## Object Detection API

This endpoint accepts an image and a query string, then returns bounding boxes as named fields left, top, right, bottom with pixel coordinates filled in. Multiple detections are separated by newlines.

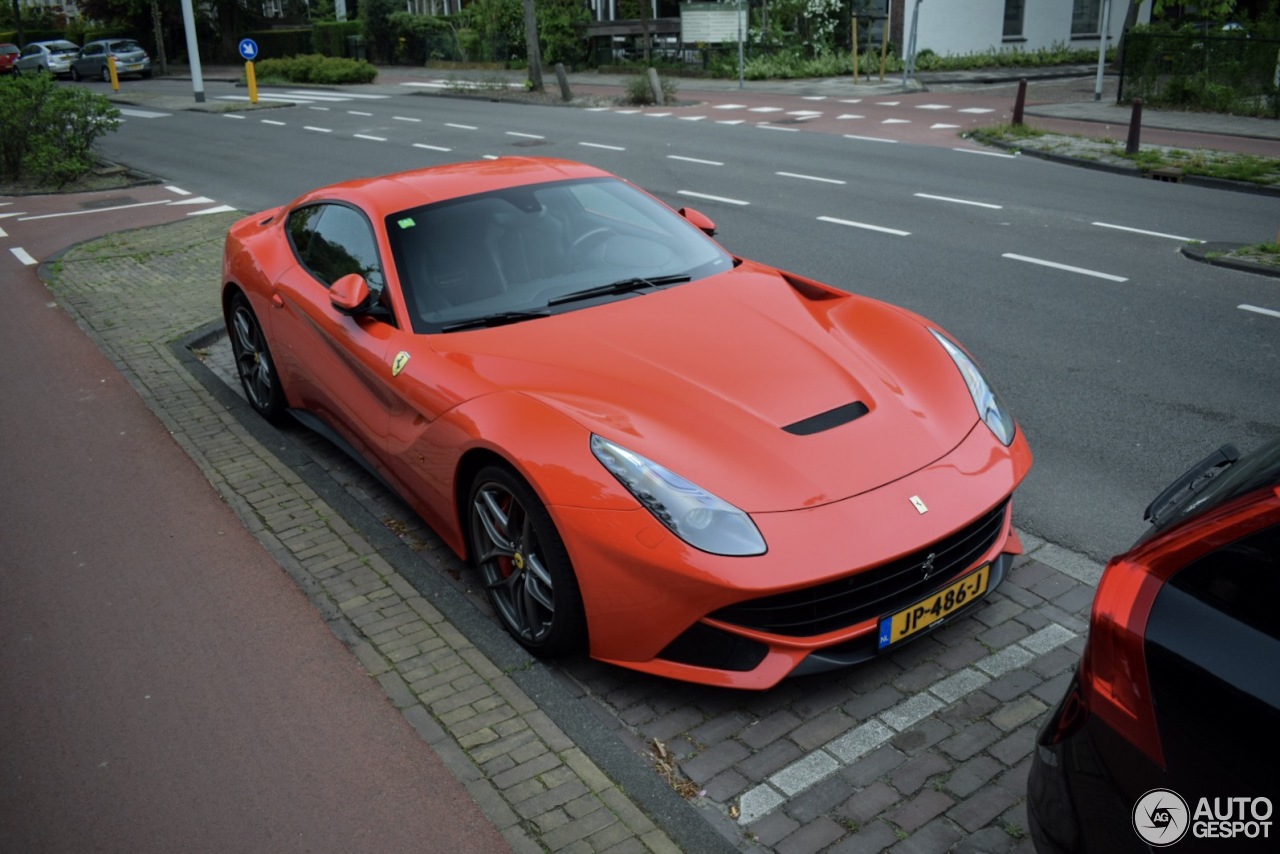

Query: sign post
left=239, top=38, right=260, bottom=105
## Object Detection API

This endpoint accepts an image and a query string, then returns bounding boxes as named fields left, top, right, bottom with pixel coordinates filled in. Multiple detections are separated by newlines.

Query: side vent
left=784, top=401, right=869, bottom=436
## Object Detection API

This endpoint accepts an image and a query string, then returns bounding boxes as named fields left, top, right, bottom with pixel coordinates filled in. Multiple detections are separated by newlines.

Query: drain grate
left=1145, top=166, right=1184, bottom=183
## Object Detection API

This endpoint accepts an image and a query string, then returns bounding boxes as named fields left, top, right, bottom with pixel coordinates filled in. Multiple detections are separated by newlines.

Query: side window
left=291, top=204, right=383, bottom=289
left=1171, top=525, right=1280, bottom=640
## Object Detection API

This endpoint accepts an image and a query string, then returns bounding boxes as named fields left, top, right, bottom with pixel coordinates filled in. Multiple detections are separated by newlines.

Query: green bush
left=0, top=74, right=120, bottom=187
left=622, top=73, right=679, bottom=105
left=387, top=13, right=458, bottom=65
left=254, top=54, right=378, bottom=85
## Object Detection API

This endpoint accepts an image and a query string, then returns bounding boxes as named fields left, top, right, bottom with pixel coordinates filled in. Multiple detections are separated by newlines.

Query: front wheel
left=227, top=291, right=287, bottom=423
left=468, top=465, right=586, bottom=658
left=70, top=66, right=80, bottom=81
left=101, top=65, right=111, bottom=83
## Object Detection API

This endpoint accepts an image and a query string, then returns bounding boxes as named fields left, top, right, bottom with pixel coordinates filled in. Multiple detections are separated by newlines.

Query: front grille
left=710, top=500, right=1009, bottom=637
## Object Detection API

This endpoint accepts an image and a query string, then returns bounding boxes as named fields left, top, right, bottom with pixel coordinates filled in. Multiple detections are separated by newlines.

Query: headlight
left=930, top=329, right=1016, bottom=446
left=590, top=435, right=766, bottom=556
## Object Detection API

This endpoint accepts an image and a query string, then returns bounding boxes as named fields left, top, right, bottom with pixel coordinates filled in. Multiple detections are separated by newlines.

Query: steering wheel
left=569, top=228, right=612, bottom=265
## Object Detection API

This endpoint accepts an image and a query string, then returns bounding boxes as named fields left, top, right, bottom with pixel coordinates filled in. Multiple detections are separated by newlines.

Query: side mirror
left=330, top=273, right=373, bottom=316
left=678, top=206, right=717, bottom=237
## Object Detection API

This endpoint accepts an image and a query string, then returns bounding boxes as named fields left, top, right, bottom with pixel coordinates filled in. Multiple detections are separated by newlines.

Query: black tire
left=70, top=66, right=80, bottom=81
left=227, top=291, right=287, bottom=423
left=467, top=465, right=587, bottom=658
left=101, top=65, right=111, bottom=83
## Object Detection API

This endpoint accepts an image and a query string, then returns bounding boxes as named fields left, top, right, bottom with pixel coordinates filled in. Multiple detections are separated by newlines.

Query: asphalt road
left=94, top=77, right=1280, bottom=562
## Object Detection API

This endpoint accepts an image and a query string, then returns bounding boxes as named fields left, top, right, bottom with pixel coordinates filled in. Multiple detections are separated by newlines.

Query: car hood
left=432, top=263, right=984, bottom=512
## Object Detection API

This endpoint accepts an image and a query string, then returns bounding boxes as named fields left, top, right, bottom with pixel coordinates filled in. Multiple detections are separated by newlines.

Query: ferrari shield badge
left=392, top=351, right=410, bottom=377
left=910, top=495, right=928, bottom=514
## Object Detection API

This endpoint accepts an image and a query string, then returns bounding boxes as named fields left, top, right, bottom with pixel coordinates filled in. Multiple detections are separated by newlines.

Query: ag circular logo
left=1134, top=788, right=1190, bottom=846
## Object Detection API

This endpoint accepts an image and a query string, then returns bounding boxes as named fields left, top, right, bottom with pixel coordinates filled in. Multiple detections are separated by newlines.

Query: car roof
left=293, top=158, right=615, bottom=219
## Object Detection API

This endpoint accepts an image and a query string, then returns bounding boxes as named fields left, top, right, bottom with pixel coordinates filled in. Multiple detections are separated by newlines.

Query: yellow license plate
left=878, top=565, right=989, bottom=648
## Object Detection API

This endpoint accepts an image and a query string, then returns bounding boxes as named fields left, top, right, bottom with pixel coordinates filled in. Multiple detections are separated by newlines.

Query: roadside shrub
left=622, top=73, right=679, bottom=105
left=0, top=74, right=120, bottom=187
left=254, top=54, right=378, bottom=85
left=387, top=12, right=458, bottom=65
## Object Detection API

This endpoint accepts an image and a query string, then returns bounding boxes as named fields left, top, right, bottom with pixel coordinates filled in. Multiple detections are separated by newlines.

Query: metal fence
left=1118, top=30, right=1280, bottom=118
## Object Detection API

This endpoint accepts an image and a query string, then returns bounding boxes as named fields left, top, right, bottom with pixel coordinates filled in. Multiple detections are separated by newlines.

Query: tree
left=523, top=0, right=542, bottom=91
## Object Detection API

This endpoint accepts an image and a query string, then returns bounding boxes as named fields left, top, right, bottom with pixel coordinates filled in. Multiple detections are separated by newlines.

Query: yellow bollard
left=246, top=60, right=258, bottom=105
left=107, top=56, right=119, bottom=92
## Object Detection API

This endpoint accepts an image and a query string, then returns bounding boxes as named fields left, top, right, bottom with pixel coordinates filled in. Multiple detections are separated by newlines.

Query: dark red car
left=0, top=43, right=19, bottom=75
left=1028, top=438, right=1280, bottom=852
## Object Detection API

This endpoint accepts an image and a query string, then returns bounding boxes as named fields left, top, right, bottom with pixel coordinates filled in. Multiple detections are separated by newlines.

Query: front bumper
left=554, top=421, right=1032, bottom=689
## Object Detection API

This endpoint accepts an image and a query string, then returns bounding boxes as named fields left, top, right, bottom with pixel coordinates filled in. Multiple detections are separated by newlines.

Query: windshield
left=386, top=177, right=732, bottom=333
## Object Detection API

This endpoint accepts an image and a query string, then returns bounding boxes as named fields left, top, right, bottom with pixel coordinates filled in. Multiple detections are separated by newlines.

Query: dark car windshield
left=48, top=41, right=79, bottom=52
left=386, top=177, right=732, bottom=333
left=1147, top=436, right=1280, bottom=534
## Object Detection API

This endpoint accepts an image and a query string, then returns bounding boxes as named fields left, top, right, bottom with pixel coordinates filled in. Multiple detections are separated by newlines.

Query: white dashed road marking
left=844, top=134, right=898, bottom=144
left=677, top=190, right=750, bottom=206
left=667, top=155, right=723, bottom=166
left=777, top=172, right=846, bottom=185
left=915, top=193, right=1003, bottom=210
left=1240, top=304, right=1280, bottom=319
left=10, top=247, right=37, bottom=266
left=1003, top=253, right=1128, bottom=282
left=818, top=216, right=911, bottom=237
left=1092, top=222, right=1196, bottom=241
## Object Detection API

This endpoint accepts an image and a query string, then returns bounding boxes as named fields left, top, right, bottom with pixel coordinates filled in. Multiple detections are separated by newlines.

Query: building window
left=1072, top=0, right=1103, bottom=35
left=1003, top=0, right=1025, bottom=38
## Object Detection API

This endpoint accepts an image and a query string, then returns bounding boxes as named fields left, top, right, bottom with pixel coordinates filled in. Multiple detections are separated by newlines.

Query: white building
left=901, top=0, right=1151, bottom=57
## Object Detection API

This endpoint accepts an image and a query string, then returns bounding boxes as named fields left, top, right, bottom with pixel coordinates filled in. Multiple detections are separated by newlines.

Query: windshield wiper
left=548, top=275, right=691, bottom=306
left=440, top=309, right=551, bottom=332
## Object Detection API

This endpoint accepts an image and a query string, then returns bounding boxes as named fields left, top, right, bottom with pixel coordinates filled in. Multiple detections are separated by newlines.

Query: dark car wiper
left=548, top=275, right=691, bottom=306
left=440, top=309, right=551, bottom=332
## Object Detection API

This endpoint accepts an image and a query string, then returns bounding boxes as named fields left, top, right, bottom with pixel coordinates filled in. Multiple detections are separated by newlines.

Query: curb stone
left=1181, top=241, right=1280, bottom=279
left=970, top=134, right=1280, bottom=198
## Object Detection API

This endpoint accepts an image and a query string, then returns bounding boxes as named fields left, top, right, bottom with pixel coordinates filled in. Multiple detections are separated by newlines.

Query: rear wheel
left=468, top=465, right=586, bottom=658
left=227, top=291, right=287, bottom=423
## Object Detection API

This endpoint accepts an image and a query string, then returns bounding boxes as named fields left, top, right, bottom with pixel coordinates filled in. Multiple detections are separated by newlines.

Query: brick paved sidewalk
left=41, top=211, right=1108, bottom=854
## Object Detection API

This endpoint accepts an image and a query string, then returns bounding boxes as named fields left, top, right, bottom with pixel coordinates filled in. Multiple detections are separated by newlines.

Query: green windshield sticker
left=398, top=218, right=416, bottom=229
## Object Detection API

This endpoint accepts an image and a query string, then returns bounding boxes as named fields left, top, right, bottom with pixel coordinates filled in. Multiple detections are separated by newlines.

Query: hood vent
left=783, top=401, right=869, bottom=436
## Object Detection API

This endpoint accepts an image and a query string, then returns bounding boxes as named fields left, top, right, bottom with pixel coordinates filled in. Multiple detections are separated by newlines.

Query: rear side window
left=1170, top=526, right=1280, bottom=640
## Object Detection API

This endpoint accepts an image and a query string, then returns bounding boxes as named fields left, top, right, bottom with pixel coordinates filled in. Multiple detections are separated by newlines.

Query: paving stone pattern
left=44, top=213, right=1105, bottom=853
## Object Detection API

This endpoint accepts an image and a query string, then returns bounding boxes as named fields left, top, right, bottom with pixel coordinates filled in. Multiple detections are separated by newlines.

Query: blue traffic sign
left=238, top=38, right=259, bottom=61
